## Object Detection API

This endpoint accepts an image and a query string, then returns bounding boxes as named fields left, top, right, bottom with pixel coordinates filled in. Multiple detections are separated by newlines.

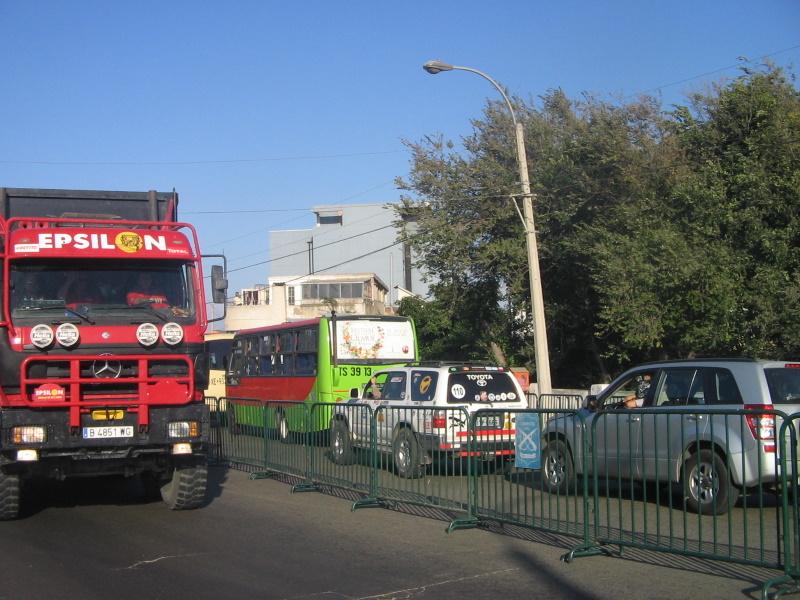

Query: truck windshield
left=10, top=259, right=196, bottom=322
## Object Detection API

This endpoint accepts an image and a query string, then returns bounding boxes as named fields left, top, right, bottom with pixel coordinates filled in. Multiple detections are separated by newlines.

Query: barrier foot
left=761, top=574, right=800, bottom=600
left=291, top=482, right=319, bottom=493
left=561, top=543, right=611, bottom=563
left=249, top=471, right=273, bottom=480
left=447, top=516, right=479, bottom=533
left=351, top=497, right=385, bottom=511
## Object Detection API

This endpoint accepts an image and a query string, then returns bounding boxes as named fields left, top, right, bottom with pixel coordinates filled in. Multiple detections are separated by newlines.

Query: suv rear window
left=765, top=368, right=800, bottom=405
left=446, top=372, right=520, bottom=404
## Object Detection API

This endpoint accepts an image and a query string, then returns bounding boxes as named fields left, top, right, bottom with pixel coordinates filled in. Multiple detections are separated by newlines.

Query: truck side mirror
left=350, top=387, right=359, bottom=399
left=584, top=394, right=599, bottom=411
left=211, top=265, right=227, bottom=304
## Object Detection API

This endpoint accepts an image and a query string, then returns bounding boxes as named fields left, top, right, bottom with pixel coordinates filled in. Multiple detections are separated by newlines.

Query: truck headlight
left=168, top=421, right=199, bottom=438
left=12, top=426, right=46, bottom=444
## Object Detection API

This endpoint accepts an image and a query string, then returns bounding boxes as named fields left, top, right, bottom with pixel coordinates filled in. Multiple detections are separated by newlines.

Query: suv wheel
left=542, top=439, right=573, bottom=494
left=393, top=428, right=425, bottom=479
left=683, top=449, right=737, bottom=515
left=331, top=420, right=355, bottom=465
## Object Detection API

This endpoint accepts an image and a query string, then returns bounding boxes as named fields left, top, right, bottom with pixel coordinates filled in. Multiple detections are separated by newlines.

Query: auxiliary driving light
left=56, top=322, right=80, bottom=347
left=30, top=324, right=54, bottom=349
left=16, top=449, right=39, bottom=462
left=136, top=323, right=159, bottom=347
left=12, top=426, right=46, bottom=444
left=171, top=443, right=192, bottom=455
left=160, top=322, right=184, bottom=346
left=168, top=421, right=199, bottom=438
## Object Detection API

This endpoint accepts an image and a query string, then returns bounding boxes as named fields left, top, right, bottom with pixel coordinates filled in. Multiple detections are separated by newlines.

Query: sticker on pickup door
left=82, top=426, right=134, bottom=439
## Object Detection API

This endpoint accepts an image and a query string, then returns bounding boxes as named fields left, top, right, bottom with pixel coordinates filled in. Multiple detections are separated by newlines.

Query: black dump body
left=0, top=188, right=178, bottom=222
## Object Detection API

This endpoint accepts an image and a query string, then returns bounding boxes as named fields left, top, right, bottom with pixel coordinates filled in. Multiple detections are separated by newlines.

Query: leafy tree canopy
left=397, top=64, right=800, bottom=387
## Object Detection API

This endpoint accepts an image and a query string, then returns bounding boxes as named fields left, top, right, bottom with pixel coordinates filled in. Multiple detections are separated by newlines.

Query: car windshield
left=765, top=367, right=800, bottom=405
left=10, top=258, right=196, bottom=322
left=446, top=372, right=521, bottom=404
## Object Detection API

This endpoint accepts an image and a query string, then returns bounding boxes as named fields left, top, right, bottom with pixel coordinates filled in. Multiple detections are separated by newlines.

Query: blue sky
left=1, top=1, right=798, bottom=294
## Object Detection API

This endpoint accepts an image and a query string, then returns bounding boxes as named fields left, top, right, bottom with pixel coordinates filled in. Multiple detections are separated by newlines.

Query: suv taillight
left=432, top=411, right=447, bottom=429
left=744, top=404, right=776, bottom=453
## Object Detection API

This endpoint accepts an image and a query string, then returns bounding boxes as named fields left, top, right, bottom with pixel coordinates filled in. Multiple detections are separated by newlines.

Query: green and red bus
left=226, top=314, right=417, bottom=438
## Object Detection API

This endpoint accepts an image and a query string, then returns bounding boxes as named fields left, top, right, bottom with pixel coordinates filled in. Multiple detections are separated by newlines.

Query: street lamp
left=423, top=59, right=552, bottom=394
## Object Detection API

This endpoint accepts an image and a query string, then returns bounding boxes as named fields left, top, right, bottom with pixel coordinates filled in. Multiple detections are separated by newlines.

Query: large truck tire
left=0, top=471, right=21, bottom=520
left=160, top=464, right=208, bottom=510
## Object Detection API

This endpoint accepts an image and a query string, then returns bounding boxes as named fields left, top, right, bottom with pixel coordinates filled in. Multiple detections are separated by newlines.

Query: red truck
left=0, top=187, right=227, bottom=518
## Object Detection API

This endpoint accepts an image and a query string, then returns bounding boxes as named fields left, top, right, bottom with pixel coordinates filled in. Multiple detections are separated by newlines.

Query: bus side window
left=259, top=354, right=272, bottom=375
left=296, top=353, right=316, bottom=375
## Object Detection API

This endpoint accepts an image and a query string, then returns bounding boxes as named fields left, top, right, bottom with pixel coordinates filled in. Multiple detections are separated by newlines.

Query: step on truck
left=0, top=187, right=227, bottom=518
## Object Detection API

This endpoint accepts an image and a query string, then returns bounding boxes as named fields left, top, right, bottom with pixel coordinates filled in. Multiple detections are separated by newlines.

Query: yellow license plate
left=91, top=409, right=124, bottom=421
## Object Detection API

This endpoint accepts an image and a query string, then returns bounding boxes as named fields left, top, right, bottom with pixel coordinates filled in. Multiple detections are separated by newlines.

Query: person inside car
left=624, top=372, right=654, bottom=408
left=60, top=272, right=103, bottom=306
left=126, top=272, right=169, bottom=308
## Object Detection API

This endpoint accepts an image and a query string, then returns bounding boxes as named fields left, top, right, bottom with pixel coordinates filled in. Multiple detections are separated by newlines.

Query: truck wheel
left=0, top=471, right=20, bottom=520
left=331, top=420, right=355, bottom=465
left=161, top=465, right=208, bottom=510
left=683, top=449, right=737, bottom=515
left=393, top=428, right=425, bottom=479
left=542, top=439, right=574, bottom=494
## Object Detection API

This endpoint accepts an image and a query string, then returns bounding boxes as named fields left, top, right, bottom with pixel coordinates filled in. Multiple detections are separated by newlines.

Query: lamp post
left=423, top=60, right=552, bottom=394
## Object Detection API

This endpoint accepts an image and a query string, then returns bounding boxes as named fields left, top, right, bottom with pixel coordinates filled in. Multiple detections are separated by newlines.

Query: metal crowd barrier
left=211, top=397, right=800, bottom=597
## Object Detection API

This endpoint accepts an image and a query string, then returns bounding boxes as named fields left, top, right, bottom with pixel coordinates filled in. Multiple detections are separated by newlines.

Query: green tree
left=399, top=65, right=800, bottom=386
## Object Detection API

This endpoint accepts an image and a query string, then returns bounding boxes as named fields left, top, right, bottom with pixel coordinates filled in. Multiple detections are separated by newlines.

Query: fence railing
left=209, top=396, right=800, bottom=598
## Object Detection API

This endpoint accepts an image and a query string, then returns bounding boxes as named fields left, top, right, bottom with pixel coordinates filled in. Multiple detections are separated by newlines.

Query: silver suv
left=330, top=363, right=528, bottom=478
left=542, top=358, right=800, bottom=514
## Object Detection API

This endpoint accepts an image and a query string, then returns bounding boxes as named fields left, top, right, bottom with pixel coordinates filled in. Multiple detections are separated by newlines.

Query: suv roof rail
left=404, top=360, right=502, bottom=369
left=634, top=357, right=758, bottom=367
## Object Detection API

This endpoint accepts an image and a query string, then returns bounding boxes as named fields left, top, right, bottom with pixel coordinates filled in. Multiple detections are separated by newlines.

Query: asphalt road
left=0, top=465, right=785, bottom=600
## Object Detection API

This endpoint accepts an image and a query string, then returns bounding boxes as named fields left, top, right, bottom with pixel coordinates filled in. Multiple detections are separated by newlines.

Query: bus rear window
left=446, top=372, right=521, bottom=404
left=765, top=368, right=800, bottom=405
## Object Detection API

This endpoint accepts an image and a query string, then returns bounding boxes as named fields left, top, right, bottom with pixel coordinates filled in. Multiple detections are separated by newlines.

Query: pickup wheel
left=161, top=465, right=208, bottom=510
left=542, top=439, right=574, bottom=494
left=0, top=471, right=20, bottom=520
left=330, top=420, right=355, bottom=465
left=393, top=428, right=425, bottom=479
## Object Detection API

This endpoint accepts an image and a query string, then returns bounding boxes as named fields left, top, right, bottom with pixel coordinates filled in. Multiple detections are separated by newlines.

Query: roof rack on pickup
left=404, top=361, right=505, bottom=370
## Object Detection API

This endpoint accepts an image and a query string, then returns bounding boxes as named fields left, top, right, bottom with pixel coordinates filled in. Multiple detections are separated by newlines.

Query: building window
left=242, top=288, right=269, bottom=305
left=287, top=286, right=295, bottom=305
left=300, top=282, right=365, bottom=300
left=317, top=211, right=343, bottom=226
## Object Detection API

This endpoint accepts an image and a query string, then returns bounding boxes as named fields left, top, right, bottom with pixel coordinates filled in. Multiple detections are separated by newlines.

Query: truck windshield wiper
left=122, top=303, right=169, bottom=322
left=63, top=306, right=95, bottom=324
left=18, top=304, right=95, bottom=324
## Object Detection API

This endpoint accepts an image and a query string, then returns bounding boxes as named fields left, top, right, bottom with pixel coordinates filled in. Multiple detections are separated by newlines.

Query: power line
left=627, top=43, right=800, bottom=99
left=280, top=239, right=407, bottom=286
left=228, top=223, right=397, bottom=274
left=0, top=150, right=402, bottom=166
left=184, top=182, right=398, bottom=215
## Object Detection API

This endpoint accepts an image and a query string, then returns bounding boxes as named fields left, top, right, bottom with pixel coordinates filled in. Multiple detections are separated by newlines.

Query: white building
left=268, top=203, right=428, bottom=305
left=224, top=273, right=391, bottom=331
